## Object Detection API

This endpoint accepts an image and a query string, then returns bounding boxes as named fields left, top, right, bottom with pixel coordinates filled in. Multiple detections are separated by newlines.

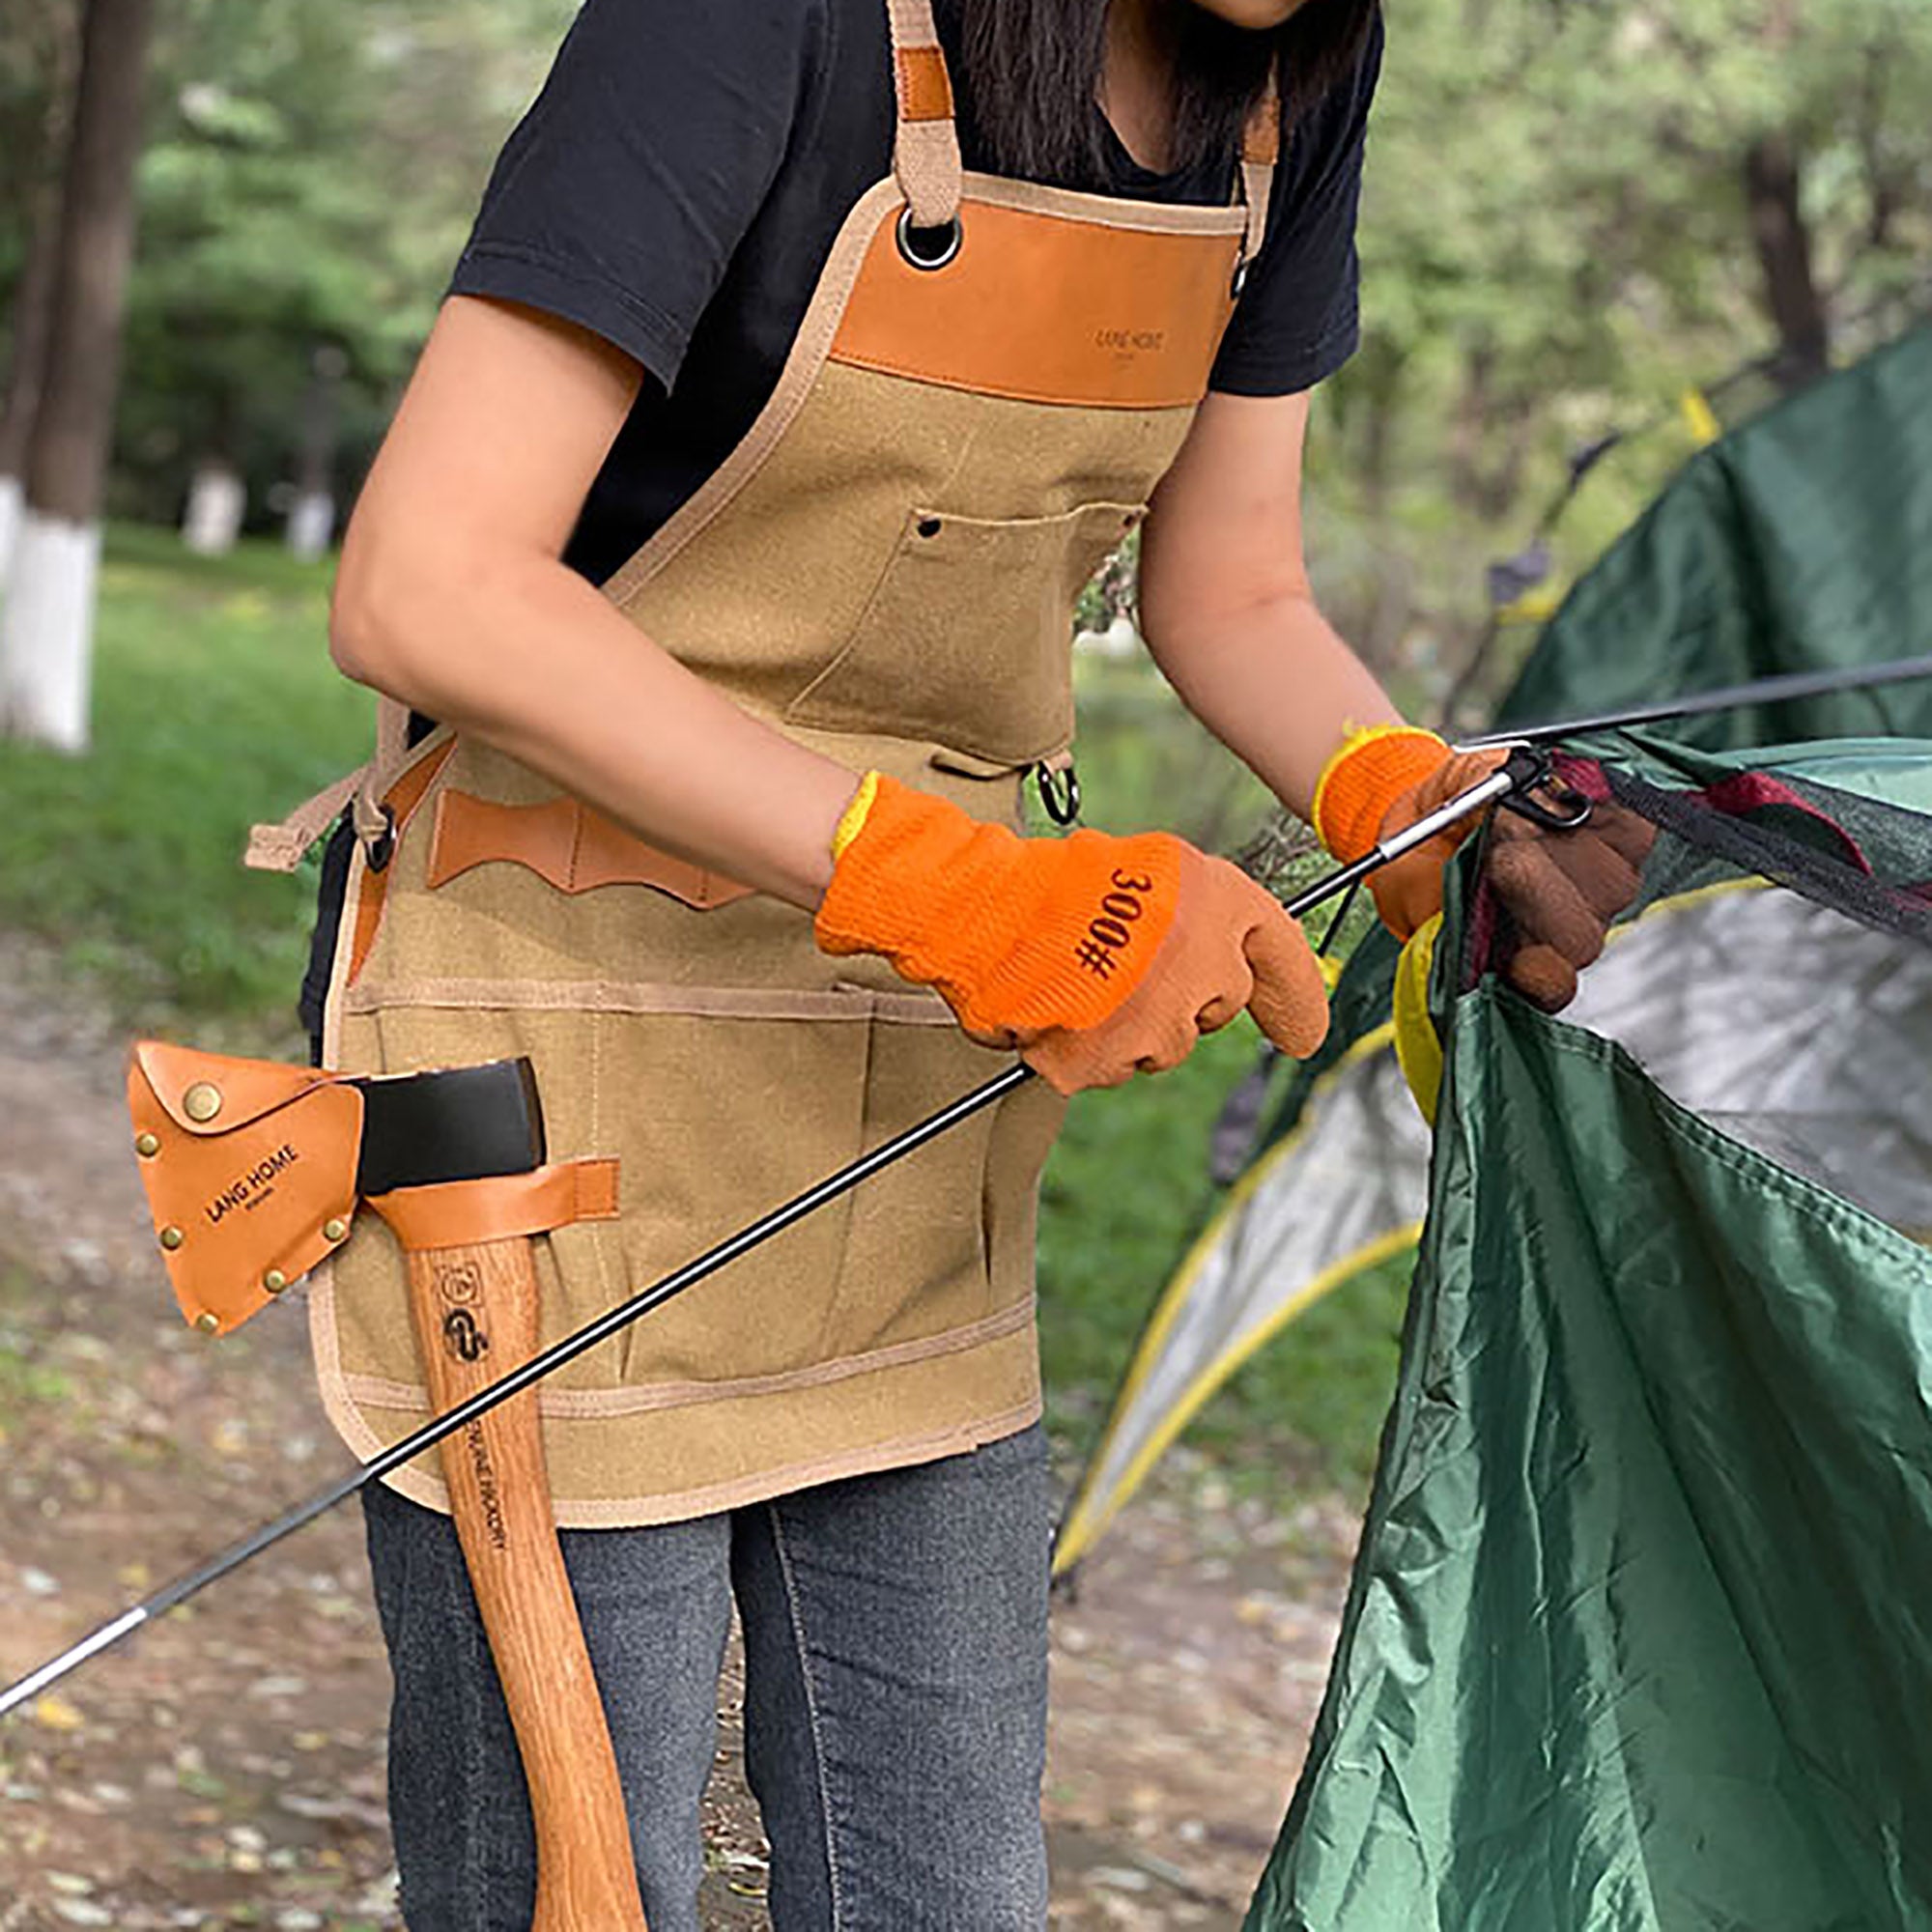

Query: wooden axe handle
left=403, top=1236, right=648, bottom=1931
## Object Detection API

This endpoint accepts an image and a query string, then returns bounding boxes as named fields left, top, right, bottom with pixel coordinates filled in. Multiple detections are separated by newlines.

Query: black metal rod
left=1459, top=653, right=1932, bottom=750
left=0, top=766, right=1522, bottom=1720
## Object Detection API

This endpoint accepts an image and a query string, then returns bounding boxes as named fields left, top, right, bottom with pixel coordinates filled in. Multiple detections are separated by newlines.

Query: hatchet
left=124, top=1042, right=648, bottom=1932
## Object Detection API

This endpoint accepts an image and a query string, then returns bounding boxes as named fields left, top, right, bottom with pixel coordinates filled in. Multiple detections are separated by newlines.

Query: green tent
left=1248, top=733, right=1932, bottom=1928
left=1046, top=322, right=1932, bottom=1923
left=1056, top=323, right=1932, bottom=1576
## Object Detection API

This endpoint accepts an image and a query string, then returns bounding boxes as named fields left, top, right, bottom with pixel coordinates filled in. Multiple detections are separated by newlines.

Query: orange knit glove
left=815, top=775, right=1329, bottom=1095
left=1313, top=726, right=1509, bottom=941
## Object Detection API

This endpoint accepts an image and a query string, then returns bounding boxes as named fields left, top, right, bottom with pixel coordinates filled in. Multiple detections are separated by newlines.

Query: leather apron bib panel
left=303, top=2, right=1276, bottom=1526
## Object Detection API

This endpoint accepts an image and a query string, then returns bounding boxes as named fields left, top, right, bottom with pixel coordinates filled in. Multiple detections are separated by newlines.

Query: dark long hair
left=958, top=0, right=1379, bottom=189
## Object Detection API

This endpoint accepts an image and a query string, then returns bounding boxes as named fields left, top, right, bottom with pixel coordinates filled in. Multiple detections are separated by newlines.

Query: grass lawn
left=0, top=526, right=1405, bottom=1488
left=0, top=523, right=372, bottom=1039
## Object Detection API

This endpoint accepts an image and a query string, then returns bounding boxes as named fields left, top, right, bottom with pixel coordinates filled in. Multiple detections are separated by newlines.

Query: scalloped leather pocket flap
left=427, top=790, right=753, bottom=908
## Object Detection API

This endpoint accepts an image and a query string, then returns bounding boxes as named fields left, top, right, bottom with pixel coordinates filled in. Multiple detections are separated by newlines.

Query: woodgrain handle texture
left=404, top=1236, right=649, bottom=1932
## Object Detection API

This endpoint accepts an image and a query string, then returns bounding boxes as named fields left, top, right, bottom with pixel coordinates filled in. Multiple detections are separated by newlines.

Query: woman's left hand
left=1328, top=732, right=1656, bottom=1013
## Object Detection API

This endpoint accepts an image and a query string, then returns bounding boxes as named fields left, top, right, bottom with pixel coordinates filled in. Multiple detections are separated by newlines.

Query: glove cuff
left=829, top=772, right=882, bottom=862
left=1312, top=725, right=1451, bottom=862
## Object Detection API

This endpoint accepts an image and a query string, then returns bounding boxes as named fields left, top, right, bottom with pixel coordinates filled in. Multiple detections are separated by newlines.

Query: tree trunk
left=0, top=183, right=64, bottom=583
left=1, top=0, right=158, bottom=753
left=0, top=11, right=80, bottom=589
left=182, top=458, right=246, bottom=556
left=286, top=343, right=349, bottom=561
left=1743, top=131, right=1829, bottom=392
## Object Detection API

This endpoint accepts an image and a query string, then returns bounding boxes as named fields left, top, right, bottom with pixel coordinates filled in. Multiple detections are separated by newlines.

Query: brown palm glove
left=1484, top=804, right=1657, bottom=1010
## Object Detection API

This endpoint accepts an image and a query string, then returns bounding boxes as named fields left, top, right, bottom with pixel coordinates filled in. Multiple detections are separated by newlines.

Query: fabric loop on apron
left=291, top=6, right=1282, bottom=1526
left=887, top=0, right=964, bottom=233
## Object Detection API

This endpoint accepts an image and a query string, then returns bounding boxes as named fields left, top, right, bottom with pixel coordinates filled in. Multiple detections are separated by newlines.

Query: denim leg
left=361, top=1479, right=732, bottom=1932
left=731, top=1424, right=1053, bottom=1931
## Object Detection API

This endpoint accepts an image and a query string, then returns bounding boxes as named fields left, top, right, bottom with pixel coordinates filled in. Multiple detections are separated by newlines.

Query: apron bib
left=276, top=0, right=1278, bottom=1525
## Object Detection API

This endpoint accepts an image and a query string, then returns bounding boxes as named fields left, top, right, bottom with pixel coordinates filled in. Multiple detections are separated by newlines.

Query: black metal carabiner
left=364, top=801, right=399, bottom=873
left=1036, top=761, right=1082, bottom=827
left=1497, top=744, right=1594, bottom=831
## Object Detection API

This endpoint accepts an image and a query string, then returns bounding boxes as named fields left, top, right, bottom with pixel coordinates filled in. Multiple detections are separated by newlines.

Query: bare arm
left=1137, top=388, right=1399, bottom=824
left=329, top=295, right=860, bottom=909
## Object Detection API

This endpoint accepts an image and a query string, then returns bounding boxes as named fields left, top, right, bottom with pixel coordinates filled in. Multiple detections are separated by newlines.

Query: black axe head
left=354, top=1059, right=546, bottom=1197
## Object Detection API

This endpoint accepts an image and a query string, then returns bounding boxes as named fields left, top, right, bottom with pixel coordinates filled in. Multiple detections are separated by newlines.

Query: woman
left=279, top=0, right=1627, bottom=1924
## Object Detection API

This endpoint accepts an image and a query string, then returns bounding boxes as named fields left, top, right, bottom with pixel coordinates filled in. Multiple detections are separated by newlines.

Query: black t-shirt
left=449, top=0, right=1383, bottom=588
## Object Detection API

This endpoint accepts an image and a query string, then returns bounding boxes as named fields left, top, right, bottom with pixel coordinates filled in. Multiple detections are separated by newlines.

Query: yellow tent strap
left=1391, top=914, right=1444, bottom=1126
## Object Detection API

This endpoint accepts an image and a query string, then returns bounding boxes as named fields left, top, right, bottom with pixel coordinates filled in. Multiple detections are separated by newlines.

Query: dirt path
left=0, top=936, right=1354, bottom=1929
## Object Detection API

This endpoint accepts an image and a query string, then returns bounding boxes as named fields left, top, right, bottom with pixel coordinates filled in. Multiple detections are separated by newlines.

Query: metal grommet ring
left=1036, top=762, right=1082, bottom=828
left=896, top=207, right=963, bottom=272
left=364, top=802, right=398, bottom=874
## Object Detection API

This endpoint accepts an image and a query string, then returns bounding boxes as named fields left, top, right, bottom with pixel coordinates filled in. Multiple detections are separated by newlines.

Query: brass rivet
left=323, top=1218, right=349, bottom=1244
left=195, top=1313, right=220, bottom=1336
left=264, top=1269, right=289, bottom=1295
left=159, top=1226, right=185, bottom=1252
left=184, top=1082, right=223, bottom=1123
left=135, top=1132, right=162, bottom=1158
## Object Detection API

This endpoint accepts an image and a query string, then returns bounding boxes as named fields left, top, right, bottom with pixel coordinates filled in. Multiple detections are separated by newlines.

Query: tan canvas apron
left=257, top=0, right=1279, bottom=1526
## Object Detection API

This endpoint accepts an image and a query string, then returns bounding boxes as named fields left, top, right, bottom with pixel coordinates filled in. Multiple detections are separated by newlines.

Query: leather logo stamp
left=203, top=1144, right=299, bottom=1226
left=1095, top=327, right=1166, bottom=356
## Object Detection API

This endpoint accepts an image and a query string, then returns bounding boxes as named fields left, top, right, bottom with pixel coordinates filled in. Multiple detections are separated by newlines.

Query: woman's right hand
left=814, top=774, right=1330, bottom=1094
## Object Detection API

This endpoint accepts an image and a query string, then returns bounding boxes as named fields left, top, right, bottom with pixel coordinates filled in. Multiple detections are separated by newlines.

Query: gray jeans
left=361, top=1422, right=1052, bottom=1930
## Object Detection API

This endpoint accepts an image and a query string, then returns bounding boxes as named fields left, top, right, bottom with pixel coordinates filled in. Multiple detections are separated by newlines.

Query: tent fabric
left=1245, top=747, right=1932, bottom=1930
left=1054, top=327, right=1932, bottom=1577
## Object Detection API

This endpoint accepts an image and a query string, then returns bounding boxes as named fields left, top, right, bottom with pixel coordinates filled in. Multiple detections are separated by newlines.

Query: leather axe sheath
left=128, top=1042, right=649, bottom=1931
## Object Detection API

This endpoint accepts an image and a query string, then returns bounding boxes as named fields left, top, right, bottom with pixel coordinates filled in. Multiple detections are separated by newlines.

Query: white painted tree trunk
left=0, top=477, right=22, bottom=591
left=0, top=509, right=101, bottom=753
left=286, top=488, right=335, bottom=562
left=182, top=460, right=244, bottom=555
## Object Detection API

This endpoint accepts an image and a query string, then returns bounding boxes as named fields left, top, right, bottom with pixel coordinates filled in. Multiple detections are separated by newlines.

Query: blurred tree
left=0, top=0, right=76, bottom=583
left=0, top=0, right=157, bottom=753
left=116, top=0, right=576, bottom=532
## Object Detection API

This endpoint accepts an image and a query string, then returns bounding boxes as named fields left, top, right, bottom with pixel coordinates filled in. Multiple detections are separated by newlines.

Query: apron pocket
left=784, top=499, right=1145, bottom=767
left=824, top=1012, right=1065, bottom=1362
left=333, top=991, right=876, bottom=1396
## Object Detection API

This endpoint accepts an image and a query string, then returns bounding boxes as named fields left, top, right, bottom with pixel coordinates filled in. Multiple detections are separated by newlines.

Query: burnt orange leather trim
left=427, top=790, right=753, bottom=909
left=829, top=198, right=1241, bottom=410
left=366, top=1159, right=622, bottom=1255
left=128, top=1058, right=364, bottom=1338
left=132, top=1040, right=334, bottom=1136
left=895, top=46, right=953, bottom=123
left=348, top=739, right=457, bottom=985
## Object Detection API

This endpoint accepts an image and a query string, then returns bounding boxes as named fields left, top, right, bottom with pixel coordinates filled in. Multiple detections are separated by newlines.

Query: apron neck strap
left=1237, top=66, right=1281, bottom=271
left=886, top=0, right=964, bottom=231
